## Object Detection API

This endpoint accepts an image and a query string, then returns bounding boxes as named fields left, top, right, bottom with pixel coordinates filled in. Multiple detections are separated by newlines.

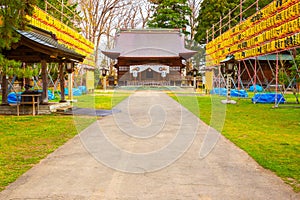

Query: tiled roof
left=16, top=30, right=84, bottom=59
left=102, top=29, right=197, bottom=60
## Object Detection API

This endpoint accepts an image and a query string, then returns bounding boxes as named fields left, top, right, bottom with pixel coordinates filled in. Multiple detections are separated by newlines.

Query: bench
left=9, top=103, right=20, bottom=116
left=20, top=94, right=41, bottom=116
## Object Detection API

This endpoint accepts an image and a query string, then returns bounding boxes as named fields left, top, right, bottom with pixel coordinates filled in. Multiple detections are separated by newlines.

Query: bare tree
left=120, top=0, right=152, bottom=29
left=78, top=0, right=132, bottom=65
left=187, top=0, right=202, bottom=41
left=78, top=0, right=153, bottom=67
left=185, top=0, right=204, bottom=70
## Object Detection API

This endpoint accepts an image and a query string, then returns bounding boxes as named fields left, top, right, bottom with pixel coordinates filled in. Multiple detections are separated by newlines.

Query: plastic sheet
left=210, top=88, right=227, bottom=96
left=7, top=92, right=22, bottom=104
left=249, top=85, right=263, bottom=92
left=48, top=90, right=55, bottom=100
left=210, top=88, right=248, bottom=97
left=252, top=93, right=285, bottom=103
left=78, top=86, right=87, bottom=94
left=65, top=88, right=82, bottom=96
left=231, top=89, right=248, bottom=97
left=8, top=90, right=55, bottom=104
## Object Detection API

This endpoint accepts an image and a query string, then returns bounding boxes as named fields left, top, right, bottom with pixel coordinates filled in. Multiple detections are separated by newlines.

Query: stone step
left=56, top=105, right=73, bottom=113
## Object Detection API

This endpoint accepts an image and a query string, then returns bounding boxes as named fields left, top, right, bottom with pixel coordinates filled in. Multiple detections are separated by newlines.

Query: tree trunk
left=41, top=60, right=48, bottom=104
left=1, top=74, right=8, bottom=105
left=25, top=78, right=30, bottom=87
left=59, top=62, right=66, bottom=102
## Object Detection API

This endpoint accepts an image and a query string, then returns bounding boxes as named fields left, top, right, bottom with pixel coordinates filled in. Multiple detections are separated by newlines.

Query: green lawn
left=0, top=90, right=129, bottom=192
left=0, top=115, right=95, bottom=191
left=72, top=91, right=130, bottom=110
left=170, top=93, right=300, bottom=192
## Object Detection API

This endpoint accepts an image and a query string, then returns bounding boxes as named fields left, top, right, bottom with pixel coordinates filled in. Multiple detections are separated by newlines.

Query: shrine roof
left=13, top=29, right=85, bottom=62
left=102, top=29, right=197, bottom=60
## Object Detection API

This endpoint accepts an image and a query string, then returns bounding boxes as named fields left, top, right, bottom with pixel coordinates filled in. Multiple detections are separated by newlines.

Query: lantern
left=220, top=54, right=237, bottom=104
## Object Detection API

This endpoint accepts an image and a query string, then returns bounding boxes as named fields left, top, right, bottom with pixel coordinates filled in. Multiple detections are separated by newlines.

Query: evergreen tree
left=147, top=0, right=192, bottom=34
left=194, top=0, right=239, bottom=44
left=194, top=0, right=273, bottom=44
left=0, top=0, right=36, bottom=50
left=0, top=0, right=37, bottom=104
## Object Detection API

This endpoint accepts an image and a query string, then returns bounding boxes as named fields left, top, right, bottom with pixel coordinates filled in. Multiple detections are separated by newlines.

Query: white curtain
left=130, top=65, right=170, bottom=74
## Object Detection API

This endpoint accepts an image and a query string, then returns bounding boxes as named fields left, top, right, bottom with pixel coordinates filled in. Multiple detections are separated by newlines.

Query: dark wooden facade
left=102, top=29, right=197, bottom=83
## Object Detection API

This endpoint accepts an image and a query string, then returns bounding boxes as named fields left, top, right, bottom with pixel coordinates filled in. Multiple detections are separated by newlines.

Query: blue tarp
left=36, top=90, right=55, bottom=100
left=210, top=88, right=227, bottom=96
left=210, top=88, right=248, bottom=97
left=65, top=88, right=82, bottom=96
left=231, top=89, right=248, bottom=97
left=8, top=90, right=55, bottom=104
left=7, top=92, right=22, bottom=104
left=249, top=85, right=263, bottom=92
left=48, top=90, right=55, bottom=100
left=252, top=93, right=285, bottom=104
left=78, top=86, right=87, bottom=94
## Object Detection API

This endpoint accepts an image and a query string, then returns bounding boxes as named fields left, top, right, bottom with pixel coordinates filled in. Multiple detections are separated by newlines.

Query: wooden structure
left=19, top=93, right=41, bottom=116
left=1, top=4, right=94, bottom=110
left=3, top=28, right=85, bottom=104
left=102, top=29, right=197, bottom=85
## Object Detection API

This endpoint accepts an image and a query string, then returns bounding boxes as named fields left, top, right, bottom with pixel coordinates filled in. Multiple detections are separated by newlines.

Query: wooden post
left=229, top=10, right=231, bottom=29
left=59, top=62, right=66, bottom=102
left=61, top=0, right=64, bottom=22
left=41, top=59, right=48, bottom=104
left=212, top=24, right=215, bottom=40
left=23, top=63, right=30, bottom=87
left=240, top=0, right=243, bottom=22
left=68, top=70, right=73, bottom=101
left=238, top=61, right=241, bottom=90
left=254, top=57, right=257, bottom=93
left=219, top=16, right=222, bottom=35
left=275, top=52, right=279, bottom=107
left=1, top=73, right=8, bottom=105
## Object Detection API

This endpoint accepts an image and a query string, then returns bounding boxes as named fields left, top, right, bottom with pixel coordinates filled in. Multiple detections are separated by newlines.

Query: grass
left=72, top=91, right=130, bottom=110
left=0, top=115, right=95, bottom=191
left=170, top=93, right=300, bottom=192
left=0, top=90, right=129, bottom=192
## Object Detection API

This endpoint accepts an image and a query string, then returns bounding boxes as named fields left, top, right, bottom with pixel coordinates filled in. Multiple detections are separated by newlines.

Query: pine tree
left=0, top=0, right=37, bottom=104
left=194, top=0, right=273, bottom=44
left=147, top=0, right=192, bottom=34
left=194, top=0, right=238, bottom=43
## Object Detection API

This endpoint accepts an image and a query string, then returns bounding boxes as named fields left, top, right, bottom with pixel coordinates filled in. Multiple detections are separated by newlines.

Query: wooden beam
left=59, top=62, right=66, bottom=102
left=117, top=57, right=184, bottom=67
left=41, top=60, right=48, bottom=104
left=19, top=37, right=59, bottom=57
left=1, top=74, right=8, bottom=105
left=4, top=34, right=84, bottom=63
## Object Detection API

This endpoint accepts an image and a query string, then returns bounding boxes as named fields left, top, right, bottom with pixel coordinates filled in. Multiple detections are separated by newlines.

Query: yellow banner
left=206, top=0, right=300, bottom=67
left=27, top=7, right=94, bottom=58
left=86, top=70, right=95, bottom=90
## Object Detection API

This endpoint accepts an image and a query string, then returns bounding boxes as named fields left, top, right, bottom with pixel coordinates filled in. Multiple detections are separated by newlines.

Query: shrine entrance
left=102, top=29, right=197, bottom=86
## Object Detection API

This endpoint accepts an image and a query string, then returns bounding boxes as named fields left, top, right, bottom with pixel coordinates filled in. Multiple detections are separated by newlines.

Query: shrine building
left=102, top=29, right=197, bottom=86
